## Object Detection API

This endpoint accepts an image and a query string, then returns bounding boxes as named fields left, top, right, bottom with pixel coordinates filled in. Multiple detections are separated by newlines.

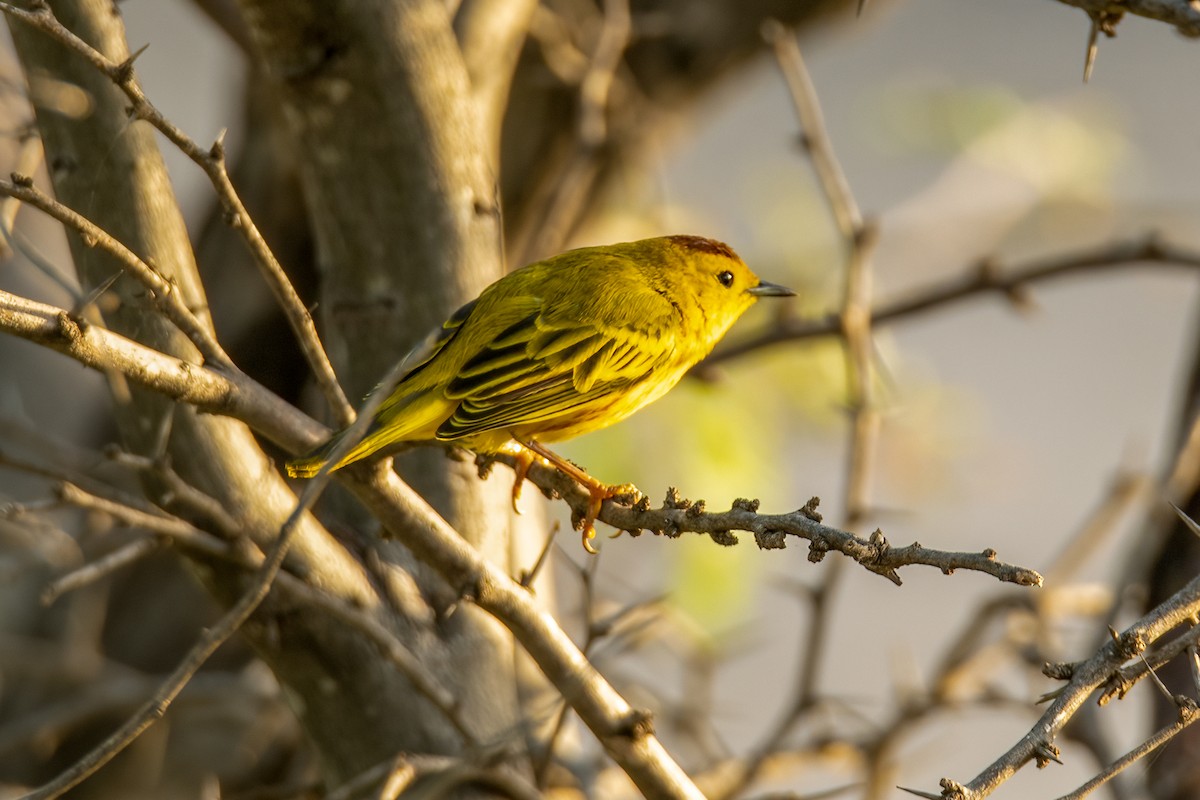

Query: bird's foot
left=514, top=438, right=641, bottom=554
left=509, top=446, right=536, bottom=514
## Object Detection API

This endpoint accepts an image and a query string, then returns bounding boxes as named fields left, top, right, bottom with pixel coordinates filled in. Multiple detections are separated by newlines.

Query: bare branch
left=1051, top=0, right=1200, bottom=38
left=0, top=176, right=233, bottom=369
left=703, top=236, right=1200, bottom=368
left=936, top=574, right=1200, bottom=799
left=0, top=287, right=323, bottom=450
left=493, top=456, right=1043, bottom=587
left=0, top=0, right=353, bottom=424
left=40, top=536, right=161, bottom=604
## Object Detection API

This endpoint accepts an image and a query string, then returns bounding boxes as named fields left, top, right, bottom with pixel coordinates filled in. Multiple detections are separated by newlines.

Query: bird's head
left=655, top=235, right=793, bottom=347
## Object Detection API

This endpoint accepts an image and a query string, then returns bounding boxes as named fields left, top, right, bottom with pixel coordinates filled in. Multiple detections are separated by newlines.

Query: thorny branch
left=1052, top=0, right=1200, bottom=38
left=485, top=453, right=1043, bottom=587
left=914, top=574, right=1200, bottom=800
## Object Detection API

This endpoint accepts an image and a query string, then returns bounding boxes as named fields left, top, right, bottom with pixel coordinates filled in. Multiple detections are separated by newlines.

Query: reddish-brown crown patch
left=666, top=235, right=739, bottom=261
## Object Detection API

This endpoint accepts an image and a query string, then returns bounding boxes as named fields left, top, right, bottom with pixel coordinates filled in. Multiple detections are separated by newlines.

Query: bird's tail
left=285, top=413, right=411, bottom=478
left=285, top=431, right=349, bottom=478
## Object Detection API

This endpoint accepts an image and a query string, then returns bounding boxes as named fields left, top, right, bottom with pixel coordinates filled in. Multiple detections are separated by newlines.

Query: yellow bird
left=288, top=235, right=793, bottom=551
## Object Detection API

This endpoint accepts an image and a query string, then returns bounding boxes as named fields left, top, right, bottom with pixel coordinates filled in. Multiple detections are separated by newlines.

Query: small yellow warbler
left=288, top=235, right=792, bottom=550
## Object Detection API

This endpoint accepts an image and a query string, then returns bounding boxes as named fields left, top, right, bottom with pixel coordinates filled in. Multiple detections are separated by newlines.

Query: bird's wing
left=436, top=283, right=679, bottom=440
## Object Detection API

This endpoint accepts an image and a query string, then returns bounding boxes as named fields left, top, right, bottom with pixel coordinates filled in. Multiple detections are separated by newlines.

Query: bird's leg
left=515, top=438, right=632, bottom=554
left=497, top=440, right=537, bottom=514
left=510, top=447, right=535, bottom=514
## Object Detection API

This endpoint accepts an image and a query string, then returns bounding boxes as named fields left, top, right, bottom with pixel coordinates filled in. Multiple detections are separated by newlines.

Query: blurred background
left=2, top=0, right=1199, bottom=797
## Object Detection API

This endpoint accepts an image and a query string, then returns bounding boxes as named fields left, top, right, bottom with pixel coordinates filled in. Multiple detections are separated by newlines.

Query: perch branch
left=488, top=454, right=1043, bottom=587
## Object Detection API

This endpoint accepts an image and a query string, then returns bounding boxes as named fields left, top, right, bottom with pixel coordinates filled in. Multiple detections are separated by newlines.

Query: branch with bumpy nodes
left=900, top=572, right=1200, bottom=800
left=1052, top=0, right=1200, bottom=39
left=481, top=452, right=1044, bottom=587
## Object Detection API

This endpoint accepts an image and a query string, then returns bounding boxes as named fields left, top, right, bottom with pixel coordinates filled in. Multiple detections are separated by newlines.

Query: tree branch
left=703, top=235, right=1200, bottom=369
left=19, top=476, right=304, bottom=800
left=0, top=0, right=353, bottom=424
left=488, top=455, right=1043, bottom=587
left=928, top=574, right=1200, bottom=799
left=0, top=175, right=233, bottom=369
left=1051, top=0, right=1200, bottom=37
left=0, top=288, right=322, bottom=451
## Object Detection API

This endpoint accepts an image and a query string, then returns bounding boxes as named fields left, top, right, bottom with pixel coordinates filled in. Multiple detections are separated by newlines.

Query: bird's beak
left=747, top=281, right=795, bottom=297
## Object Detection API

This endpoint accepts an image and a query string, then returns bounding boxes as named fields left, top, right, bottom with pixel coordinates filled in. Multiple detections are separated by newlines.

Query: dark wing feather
left=437, top=316, right=676, bottom=440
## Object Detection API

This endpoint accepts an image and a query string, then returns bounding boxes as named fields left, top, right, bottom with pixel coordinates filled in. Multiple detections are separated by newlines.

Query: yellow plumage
left=287, top=235, right=792, bottom=548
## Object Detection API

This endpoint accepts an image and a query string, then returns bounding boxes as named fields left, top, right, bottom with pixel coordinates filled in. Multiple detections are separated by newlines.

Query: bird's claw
left=510, top=448, right=536, bottom=514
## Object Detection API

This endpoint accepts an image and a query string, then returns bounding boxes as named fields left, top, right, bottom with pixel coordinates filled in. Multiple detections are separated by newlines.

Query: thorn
left=210, top=129, right=227, bottom=161
left=896, top=787, right=942, bottom=800
left=1083, top=17, right=1100, bottom=83
left=114, top=43, right=150, bottom=83
left=71, top=270, right=121, bottom=317
left=1170, top=502, right=1200, bottom=539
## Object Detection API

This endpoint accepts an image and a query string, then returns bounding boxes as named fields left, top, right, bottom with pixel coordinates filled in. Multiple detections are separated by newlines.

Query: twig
left=40, top=536, right=161, bottom=604
left=703, top=236, right=1200, bottom=368
left=1052, top=0, right=1200, bottom=38
left=936, top=574, right=1200, bottom=799
left=45, top=481, right=472, bottom=742
left=18, top=483, right=310, bottom=800
left=0, top=1, right=353, bottom=424
left=493, top=457, right=1043, bottom=586
left=0, top=176, right=233, bottom=368
left=1054, top=701, right=1200, bottom=800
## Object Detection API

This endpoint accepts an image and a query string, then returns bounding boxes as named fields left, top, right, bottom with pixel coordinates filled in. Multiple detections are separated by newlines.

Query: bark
left=5, top=0, right=503, bottom=786
left=232, top=0, right=527, bottom=772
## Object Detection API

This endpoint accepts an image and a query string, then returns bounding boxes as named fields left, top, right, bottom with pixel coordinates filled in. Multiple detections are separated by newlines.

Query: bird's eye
left=716, top=270, right=734, bottom=288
